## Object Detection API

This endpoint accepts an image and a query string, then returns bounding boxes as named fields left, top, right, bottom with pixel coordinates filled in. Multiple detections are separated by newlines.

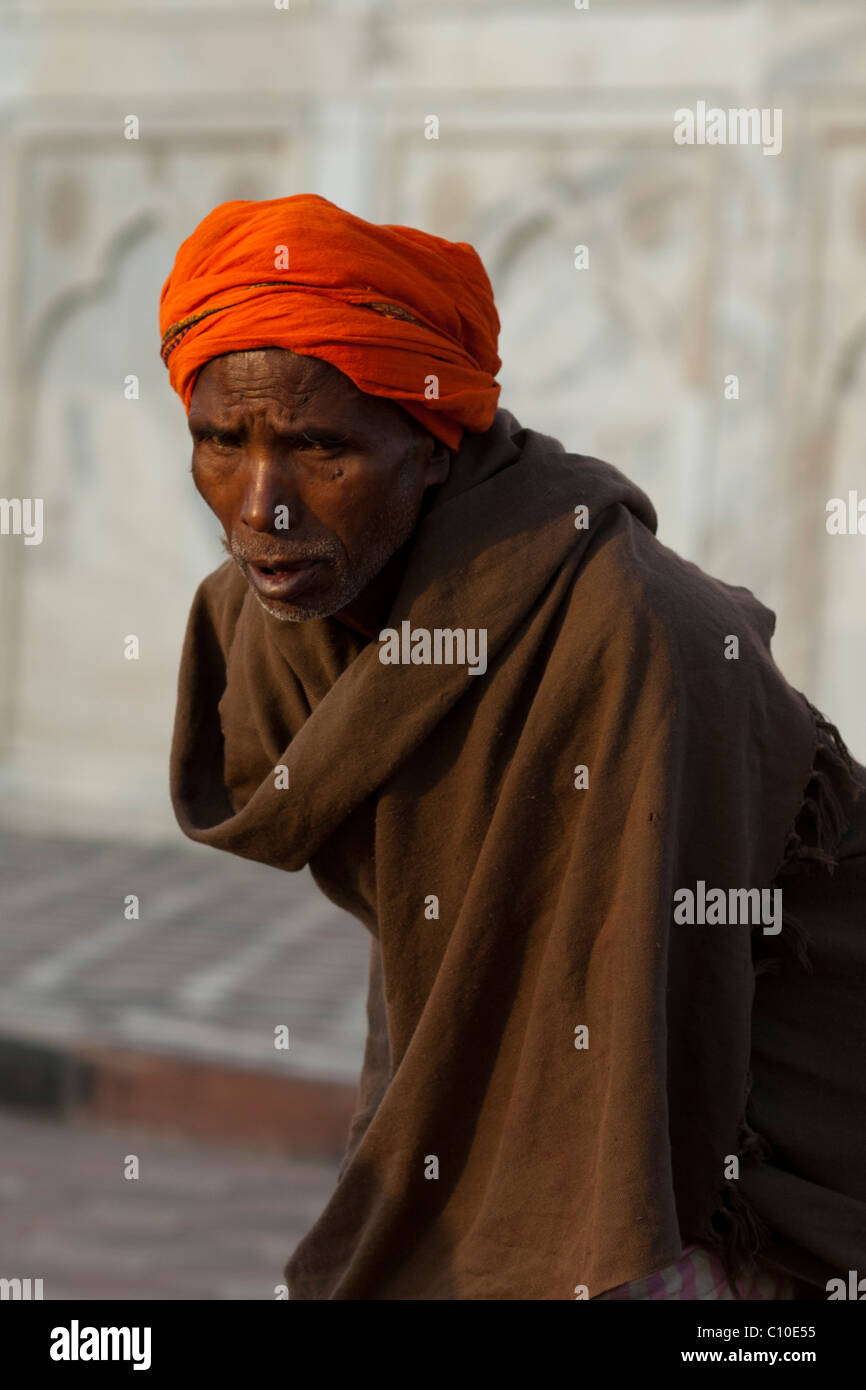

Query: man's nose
left=240, top=456, right=298, bottom=533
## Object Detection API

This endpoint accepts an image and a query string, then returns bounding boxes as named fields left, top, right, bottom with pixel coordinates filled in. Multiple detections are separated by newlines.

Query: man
left=161, top=194, right=866, bottom=1300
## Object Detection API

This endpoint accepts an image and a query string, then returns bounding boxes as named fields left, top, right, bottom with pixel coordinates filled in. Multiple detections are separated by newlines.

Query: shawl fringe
left=706, top=699, right=863, bottom=1295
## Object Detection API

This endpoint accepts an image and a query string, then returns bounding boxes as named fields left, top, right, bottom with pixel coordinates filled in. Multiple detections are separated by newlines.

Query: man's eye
left=193, top=430, right=239, bottom=450
left=300, top=434, right=347, bottom=453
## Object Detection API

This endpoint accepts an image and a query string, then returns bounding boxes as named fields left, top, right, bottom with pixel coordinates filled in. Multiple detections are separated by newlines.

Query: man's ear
left=415, top=428, right=451, bottom=489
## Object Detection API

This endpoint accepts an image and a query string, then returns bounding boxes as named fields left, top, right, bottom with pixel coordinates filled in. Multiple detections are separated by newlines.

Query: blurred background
left=0, top=0, right=864, bottom=1298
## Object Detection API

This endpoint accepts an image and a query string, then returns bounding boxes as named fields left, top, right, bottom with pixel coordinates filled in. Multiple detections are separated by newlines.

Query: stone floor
left=0, top=829, right=368, bottom=1085
left=0, top=1109, right=339, bottom=1300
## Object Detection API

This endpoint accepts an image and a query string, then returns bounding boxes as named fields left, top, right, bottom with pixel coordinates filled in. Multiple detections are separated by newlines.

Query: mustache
left=222, top=535, right=337, bottom=567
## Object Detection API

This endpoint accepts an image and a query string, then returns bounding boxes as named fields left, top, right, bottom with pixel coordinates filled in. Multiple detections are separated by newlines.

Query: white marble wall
left=1, top=0, right=864, bottom=837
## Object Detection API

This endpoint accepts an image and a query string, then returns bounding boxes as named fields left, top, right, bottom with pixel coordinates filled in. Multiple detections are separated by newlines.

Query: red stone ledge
left=0, top=1033, right=356, bottom=1155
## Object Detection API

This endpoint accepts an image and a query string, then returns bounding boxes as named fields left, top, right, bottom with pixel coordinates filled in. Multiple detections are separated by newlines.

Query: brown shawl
left=170, top=408, right=866, bottom=1299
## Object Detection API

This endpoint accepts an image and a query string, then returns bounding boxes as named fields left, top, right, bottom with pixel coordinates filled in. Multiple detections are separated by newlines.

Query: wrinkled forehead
left=192, top=347, right=345, bottom=398
left=188, top=346, right=421, bottom=437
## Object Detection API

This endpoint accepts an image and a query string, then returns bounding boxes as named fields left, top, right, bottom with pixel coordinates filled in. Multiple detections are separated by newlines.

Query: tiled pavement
left=0, top=829, right=369, bottom=1148
left=0, top=1109, right=339, bottom=1300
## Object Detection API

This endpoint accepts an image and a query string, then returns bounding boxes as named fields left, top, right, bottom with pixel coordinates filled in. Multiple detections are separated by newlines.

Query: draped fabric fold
left=170, top=409, right=866, bottom=1299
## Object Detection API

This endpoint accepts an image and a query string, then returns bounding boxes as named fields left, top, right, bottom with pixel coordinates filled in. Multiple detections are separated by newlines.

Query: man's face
left=188, top=348, right=449, bottom=622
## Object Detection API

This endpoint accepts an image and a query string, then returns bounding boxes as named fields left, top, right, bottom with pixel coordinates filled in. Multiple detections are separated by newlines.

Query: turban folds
left=159, top=194, right=501, bottom=450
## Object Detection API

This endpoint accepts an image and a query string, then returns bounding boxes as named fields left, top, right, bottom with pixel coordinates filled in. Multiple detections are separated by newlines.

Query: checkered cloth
left=595, top=1243, right=802, bottom=1300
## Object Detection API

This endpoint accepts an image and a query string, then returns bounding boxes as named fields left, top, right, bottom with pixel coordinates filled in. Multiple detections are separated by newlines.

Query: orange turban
left=159, top=194, right=501, bottom=450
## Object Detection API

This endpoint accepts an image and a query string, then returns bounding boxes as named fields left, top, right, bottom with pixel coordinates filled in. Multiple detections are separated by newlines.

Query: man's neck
left=333, top=541, right=413, bottom=641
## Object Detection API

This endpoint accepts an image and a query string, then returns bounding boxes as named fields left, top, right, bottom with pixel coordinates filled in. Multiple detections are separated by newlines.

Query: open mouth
left=247, top=559, right=322, bottom=600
